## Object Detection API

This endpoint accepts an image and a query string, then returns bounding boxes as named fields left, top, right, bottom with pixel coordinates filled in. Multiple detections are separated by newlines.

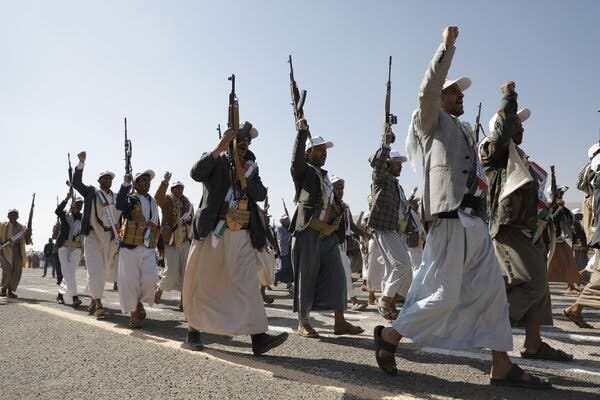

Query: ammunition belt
left=225, top=209, right=250, bottom=231
left=308, top=215, right=341, bottom=237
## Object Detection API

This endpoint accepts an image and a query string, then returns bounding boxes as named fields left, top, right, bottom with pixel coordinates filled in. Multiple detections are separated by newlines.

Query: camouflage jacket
left=480, top=91, right=539, bottom=238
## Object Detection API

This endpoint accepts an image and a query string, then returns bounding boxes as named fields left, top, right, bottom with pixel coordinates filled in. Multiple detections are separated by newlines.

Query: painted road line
left=20, top=287, right=50, bottom=293
left=419, top=347, right=600, bottom=377
left=18, top=302, right=417, bottom=400
left=513, top=328, right=600, bottom=343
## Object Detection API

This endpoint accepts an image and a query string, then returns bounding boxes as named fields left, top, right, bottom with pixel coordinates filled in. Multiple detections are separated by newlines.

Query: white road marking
left=20, top=287, right=50, bottom=293
left=17, top=302, right=418, bottom=400
left=419, top=347, right=600, bottom=377
left=512, top=328, right=600, bottom=343
left=269, top=325, right=294, bottom=333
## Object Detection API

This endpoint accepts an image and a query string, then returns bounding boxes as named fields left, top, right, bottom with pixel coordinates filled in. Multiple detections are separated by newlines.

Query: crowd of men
left=2, top=26, right=600, bottom=391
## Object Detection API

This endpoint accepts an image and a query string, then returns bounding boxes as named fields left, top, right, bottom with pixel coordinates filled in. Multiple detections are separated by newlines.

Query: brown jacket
left=154, top=180, right=193, bottom=247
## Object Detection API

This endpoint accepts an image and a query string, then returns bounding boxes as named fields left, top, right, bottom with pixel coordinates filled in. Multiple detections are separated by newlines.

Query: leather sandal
left=374, top=325, right=398, bottom=375
left=521, top=342, right=573, bottom=362
left=297, top=325, right=319, bottom=338
left=563, top=309, right=594, bottom=329
left=334, top=323, right=364, bottom=335
left=490, top=364, right=552, bottom=390
left=377, top=299, right=398, bottom=320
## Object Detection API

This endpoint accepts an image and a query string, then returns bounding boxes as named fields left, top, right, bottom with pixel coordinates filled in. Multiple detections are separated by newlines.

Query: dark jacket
left=73, top=165, right=116, bottom=236
left=55, top=199, right=82, bottom=248
left=290, top=129, right=344, bottom=241
left=43, top=242, right=54, bottom=257
left=367, top=145, right=402, bottom=231
left=190, top=149, right=267, bottom=249
left=480, top=91, right=539, bottom=237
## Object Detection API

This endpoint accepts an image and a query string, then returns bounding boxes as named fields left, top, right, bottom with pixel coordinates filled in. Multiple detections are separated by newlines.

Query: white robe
left=392, top=215, right=513, bottom=351
left=184, top=230, right=268, bottom=336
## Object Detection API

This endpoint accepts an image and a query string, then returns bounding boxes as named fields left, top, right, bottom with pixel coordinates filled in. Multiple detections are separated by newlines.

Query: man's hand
left=65, top=192, right=73, bottom=201
left=443, top=26, right=459, bottom=45
left=77, top=151, right=86, bottom=163
left=212, top=128, right=237, bottom=157
left=296, top=118, right=308, bottom=131
left=124, top=174, right=133, bottom=184
left=501, top=81, right=516, bottom=94
left=163, top=171, right=172, bottom=182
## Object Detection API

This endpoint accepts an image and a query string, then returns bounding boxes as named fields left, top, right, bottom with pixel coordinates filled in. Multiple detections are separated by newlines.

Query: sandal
left=351, top=302, right=368, bottom=311
left=490, top=364, right=552, bottom=390
left=374, top=325, right=398, bottom=375
left=298, top=325, right=320, bottom=338
left=129, top=312, right=142, bottom=329
left=563, top=309, right=594, bottom=329
left=521, top=342, right=573, bottom=362
left=262, top=294, right=274, bottom=304
left=334, top=323, right=364, bottom=335
left=154, top=287, right=163, bottom=304
left=136, top=303, right=147, bottom=321
left=377, top=299, right=398, bottom=320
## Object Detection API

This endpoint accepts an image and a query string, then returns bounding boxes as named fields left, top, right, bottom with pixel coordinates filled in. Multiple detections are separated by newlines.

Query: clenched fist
left=443, top=26, right=459, bottom=45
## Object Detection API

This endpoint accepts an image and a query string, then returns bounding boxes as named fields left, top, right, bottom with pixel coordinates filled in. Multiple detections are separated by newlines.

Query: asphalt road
left=1, top=267, right=599, bottom=400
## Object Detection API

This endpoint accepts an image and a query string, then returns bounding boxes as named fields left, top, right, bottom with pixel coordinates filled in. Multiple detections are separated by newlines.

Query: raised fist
left=501, top=81, right=516, bottom=94
left=296, top=118, right=308, bottom=131
left=78, top=151, right=87, bottom=163
left=443, top=26, right=459, bottom=45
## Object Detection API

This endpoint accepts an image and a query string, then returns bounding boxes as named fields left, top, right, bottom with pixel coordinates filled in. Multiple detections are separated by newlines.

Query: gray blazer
left=409, top=42, right=475, bottom=222
left=73, top=164, right=118, bottom=237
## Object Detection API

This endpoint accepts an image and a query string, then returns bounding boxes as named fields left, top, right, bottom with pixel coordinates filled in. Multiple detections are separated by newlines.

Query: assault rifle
left=382, top=56, right=397, bottom=144
left=474, top=102, right=484, bottom=142
left=288, top=55, right=311, bottom=144
left=66, top=153, right=74, bottom=197
left=550, top=165, right=559, bottom=206
left=264, top=194, right=270, bottom=215
left=124, top=117, right=132, bottom=176
left=356, top=211, right=365, bottom=228
left=282, top=198, right=290, bottom=220
left=26, top=193, right=35, bottom=243
left=227, top=74, right=246, bottom=197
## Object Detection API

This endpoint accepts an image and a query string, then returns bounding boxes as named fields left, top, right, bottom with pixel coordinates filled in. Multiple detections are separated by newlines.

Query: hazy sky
left=1, top=1, right=599, bottom=250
